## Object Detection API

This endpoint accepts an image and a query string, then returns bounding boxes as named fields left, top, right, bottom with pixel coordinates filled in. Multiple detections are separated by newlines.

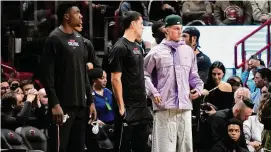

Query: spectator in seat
left=243, top=114, right=264, bottom=152
left=214, top=0, right=252, bottom=25
left=20, top=80, right=35, bottom=96
left=1, top=79, right=10, bottom=96
left=85, top=68, right=115, bottom=152
left=210, top=118, right=249, bottom=152
left=201, top=98, right=254, bottom=151
left=136, top=37, right=151, bottom=57
left=182, top=27, right=211, bottom=84
left=148, top=0, right=181, bottom=22
left=251, top=68, right=271, bottom=113
left=227, top=76, right=243, bottom=93
left=119, top=1, right=152, bottom=26
left=182, top=0, right=213, bottom=25
left=241, top=55, right=265, bottom=93
left=89, top=68, right=114, bottom=126
left=258, top=82, right=271, bottom=152
left=38, top=88, right=48, bottom=106
left=15, top=87, right=25, bottom=108
left=203, top=61, right=234, bottom=112
left=251, top=0, right=271, bottom=24
left=234, top=87, right=251, bottom=104
left=151, top=21, right=166, bottom=48
left=1, top=89, right=38, bottom=130
left=8, top=79, right=20, bottom=91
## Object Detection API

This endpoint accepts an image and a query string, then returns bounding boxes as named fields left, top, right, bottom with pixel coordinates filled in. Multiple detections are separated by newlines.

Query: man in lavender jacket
left=144, top=14, right=204, bottom=152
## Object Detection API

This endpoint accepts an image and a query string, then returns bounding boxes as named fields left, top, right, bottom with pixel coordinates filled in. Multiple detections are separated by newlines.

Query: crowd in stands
left=1, top=1, right=271, bottom=152
left=9, top=0, right=270, bottom=40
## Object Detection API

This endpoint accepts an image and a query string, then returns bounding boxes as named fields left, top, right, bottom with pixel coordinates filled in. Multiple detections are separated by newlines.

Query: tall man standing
left=108, top=11, right=153, bottom=152
left=144, top=14, right=204, bottom=152
left=40, top=2, right=96, bottom=152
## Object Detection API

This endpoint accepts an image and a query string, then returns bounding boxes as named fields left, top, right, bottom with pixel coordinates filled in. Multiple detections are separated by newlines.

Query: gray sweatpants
left=152, top=109, right=192, bottom=152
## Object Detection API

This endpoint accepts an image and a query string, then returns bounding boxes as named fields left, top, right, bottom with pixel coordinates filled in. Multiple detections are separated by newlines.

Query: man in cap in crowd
left=144, top=14, right=204, bottom=152
left=151, top=21, right=166, bottom=48
left=200, top=97, right=254, bottom=151
left=182, top=27, right=211, bottom=83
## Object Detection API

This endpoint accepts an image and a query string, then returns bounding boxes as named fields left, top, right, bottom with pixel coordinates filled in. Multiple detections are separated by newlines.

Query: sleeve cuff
left=196, top=89, right=202, bottom=96
left=152, top=92, right=161, bottom=97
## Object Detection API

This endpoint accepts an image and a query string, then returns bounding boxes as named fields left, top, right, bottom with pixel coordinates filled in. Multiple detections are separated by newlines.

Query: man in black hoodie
left=199, top=98, right=253, bottom=151
left=210, top=118, right=249, bottom=152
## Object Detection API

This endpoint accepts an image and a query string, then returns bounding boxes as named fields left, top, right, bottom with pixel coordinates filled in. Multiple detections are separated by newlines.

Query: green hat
left=164, top=15, right=182, bottom=27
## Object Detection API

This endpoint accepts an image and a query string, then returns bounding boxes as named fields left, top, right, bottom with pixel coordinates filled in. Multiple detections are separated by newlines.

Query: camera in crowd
left=200, top=102, right=218, bottom=122
left=10, top=83, right=20, bottom=91
left=200, top=102, right=213, bottom=111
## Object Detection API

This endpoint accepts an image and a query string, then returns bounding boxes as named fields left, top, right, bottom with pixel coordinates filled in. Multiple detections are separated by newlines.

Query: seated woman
left=258, top=83, right=271, bottom=152
left=227, top=75, right=243, bottom=93
left=86, top=68, right=115, bottom=152
left=203, top=61, right=234, bottom=113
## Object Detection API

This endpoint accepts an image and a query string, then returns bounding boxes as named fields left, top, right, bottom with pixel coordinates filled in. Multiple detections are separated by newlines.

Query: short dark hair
left=227, top=76, right=243, bottom=87
left=57, top=1, right=77, bottom=24
left=227, top=118, right=243, bottom=129
left=1, top=91, right=17, bottom=109
left=88, top=68, right=104, bottom=80
left=1, top=77, right=9, bottom=83
left=257, top=68, right=271, bottom=82
left=121, top=11, right=142, bottom=31
left=20, top=80, right=33, bottom=89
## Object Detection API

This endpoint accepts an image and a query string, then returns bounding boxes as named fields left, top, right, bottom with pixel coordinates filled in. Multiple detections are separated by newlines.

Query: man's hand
left=26, top=88, right=38, bottom=102
left=202, top=13, right=211, bottom=18
left=245, top=60, right=252, bottom=71
left=190, top=89, right=200, bottom=100
left=87, top=62, right=94, bottom=70
left=249, top=141, right=261, bottom=150
left=162, top=4, right=172, bottom=10
left=97, top=119, right=105, bottom=126
left=202, top=89, right=209, bottom=96
left=119, top=107, right=126, bottom=118
left=248, top=58, right=260, bottom=69
left=205, top=105, right=216, bottom=115
left=153, top=96, right=162, bottom=105
left=260, top=15, right=268, bottom=22
left=89, top=103, right=97, bottom=123
left=52, top=104, right=64, bottom=125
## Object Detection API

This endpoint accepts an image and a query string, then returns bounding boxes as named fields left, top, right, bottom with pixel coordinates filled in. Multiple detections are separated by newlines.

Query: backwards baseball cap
left=152, top=21, right=165, bottom=34
left=183, top=27, right=200, bottom=38
left=242, top=98, right=254, bottom=109
left=164, top=15, right=182, bottom=27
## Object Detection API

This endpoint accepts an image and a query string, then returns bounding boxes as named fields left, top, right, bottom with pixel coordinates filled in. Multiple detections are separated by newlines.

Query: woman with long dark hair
left=258, top=82, right=271, bottom=152
left=204, top=61, right=234, bottom=111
